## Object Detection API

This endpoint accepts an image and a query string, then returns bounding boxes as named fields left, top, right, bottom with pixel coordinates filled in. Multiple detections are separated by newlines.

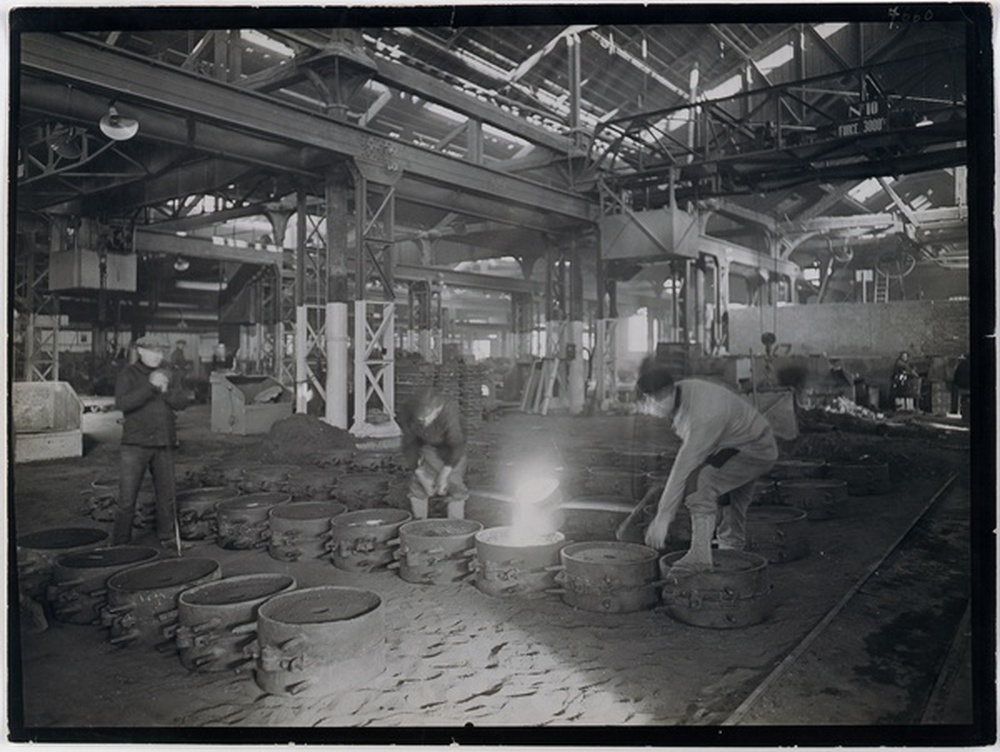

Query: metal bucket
left=558, top=496, right=633, bottom=542
left=586, top=466, right=641, bottom=500
left=101, top=558, right=221, bottom=648
left=556, top=541, right=660, bottom=613
left=328, top=508, right=411, bottom=572
left=267, top=501, right=347, bottom=562
left=284, top=469, right=338, bottom=501
left=215, top=492, right=292, bottom=550
left=659, top=550, right=774, bottom=629
left=745, top=505, right=810, bottom=563
left=768, top=458, right=826, bottom=480
left=239, top=464, right=295, bottom=493
left=47, top=545, right=160, bottom=625
left=824, top=461, right=891, bottom=496
left=174, top=573, right=296, bottom=672
left=776, top=479, right=848, bottom=521
left=17, top=527, right=110, bottom=600
left=472, top=527, right=565, bottom=598
left=395, top=519, right=483, bottom=585
left=333, top=473, right=393, bottom=511
left=81, top=477, right=153, bottom=527
left=254, top=586, right=386, bottom=696
left=176, top=486, right=237, bottom=541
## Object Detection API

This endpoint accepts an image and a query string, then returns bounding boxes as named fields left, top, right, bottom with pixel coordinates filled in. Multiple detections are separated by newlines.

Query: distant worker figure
left=950, top=353, right=970, bottom=417
left=400, top=388, right=469, bottom=521
left=891, top=350, right=920, bottom=412
left=617, top=366, right=777, bottom=578
left=170, top=339, right=190, bottom=372
left=113, top=334, right=190, bottom=549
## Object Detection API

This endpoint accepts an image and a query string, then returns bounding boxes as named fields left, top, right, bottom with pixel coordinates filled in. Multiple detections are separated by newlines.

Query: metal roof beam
left=21, top=34, right=594, bottom=222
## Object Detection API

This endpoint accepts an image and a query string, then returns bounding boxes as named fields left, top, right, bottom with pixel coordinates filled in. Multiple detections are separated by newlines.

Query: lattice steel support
left=511, top=292, right=534, bottom=359
left=350, top=149, right=400, bottom=437
left=293, top=187, right=330, bottom=415
left=408, top=280, right=442, bottom=363
left=14, top=220, right=60, bottom=381
left=594, top=319, right=619, bottom=412
left=352, top=300, right=396, bottom=436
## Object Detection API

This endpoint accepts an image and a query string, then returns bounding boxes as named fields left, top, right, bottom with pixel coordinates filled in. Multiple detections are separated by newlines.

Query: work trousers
left=409, top=445, right=469, bottom=505
left=682, top=436, right=776, bottom=550
left=113, top=444, right=177, bottom=545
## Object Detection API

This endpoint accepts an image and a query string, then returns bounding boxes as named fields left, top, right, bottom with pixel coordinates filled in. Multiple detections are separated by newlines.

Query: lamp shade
left=99, top=106, right=139, bottom=141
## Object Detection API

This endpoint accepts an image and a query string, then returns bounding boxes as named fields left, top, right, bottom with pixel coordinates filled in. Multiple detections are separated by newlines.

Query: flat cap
left=134, top=334, right=169, bottom=350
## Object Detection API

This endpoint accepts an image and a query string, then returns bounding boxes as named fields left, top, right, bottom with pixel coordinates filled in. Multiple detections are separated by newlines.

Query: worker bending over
left=618, top=368, right=777, bottom=577
left=400, top=388, right=469, bottom=520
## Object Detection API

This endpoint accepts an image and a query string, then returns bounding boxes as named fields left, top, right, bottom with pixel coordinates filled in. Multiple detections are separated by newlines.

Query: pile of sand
left=258, top=414, right=356, bottom=465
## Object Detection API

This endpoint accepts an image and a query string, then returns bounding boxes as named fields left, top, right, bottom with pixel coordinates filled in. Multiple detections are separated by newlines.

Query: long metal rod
left=722, top=472, right=959, bottom=726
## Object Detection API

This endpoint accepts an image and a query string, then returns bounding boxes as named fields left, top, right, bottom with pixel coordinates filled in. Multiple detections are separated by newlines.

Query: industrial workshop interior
left=7, top=5, right=995, bottom=746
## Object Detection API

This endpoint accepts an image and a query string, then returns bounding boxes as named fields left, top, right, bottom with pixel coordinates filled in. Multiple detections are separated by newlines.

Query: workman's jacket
left=659, top=378, right=777, bottom=512
left=400, top=395, right=466, bottom=468
left=115, top=361, right=189, bottom=447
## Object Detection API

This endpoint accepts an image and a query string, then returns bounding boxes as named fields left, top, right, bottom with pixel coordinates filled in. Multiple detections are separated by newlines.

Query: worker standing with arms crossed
left=113, top=334, right=191, bottom=550
left=617, top=365, right=777, bottom=578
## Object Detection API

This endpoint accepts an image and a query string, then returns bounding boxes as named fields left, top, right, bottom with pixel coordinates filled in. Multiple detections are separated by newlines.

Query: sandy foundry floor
left=9, top=403, right=980, bottom=742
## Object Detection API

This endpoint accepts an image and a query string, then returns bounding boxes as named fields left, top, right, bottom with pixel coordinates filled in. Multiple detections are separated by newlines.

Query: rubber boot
left=667, top=512, right=716, bottom=578
left=715, top=505, right=745, bottom=551
left=446, top=500, right=465, bottom=520
left=409, top=495, right=429, bottom=520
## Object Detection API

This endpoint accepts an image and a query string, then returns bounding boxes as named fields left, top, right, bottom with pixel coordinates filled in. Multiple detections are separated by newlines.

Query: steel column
left=350, top=158, right=398, bottom=437
left=326, top=169, right=351, bottom=428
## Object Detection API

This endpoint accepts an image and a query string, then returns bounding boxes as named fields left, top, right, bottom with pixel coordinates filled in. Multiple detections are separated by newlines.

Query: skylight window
left=240, top=30, right=294, bottom=58
left=757, top=44, right=794, bottom=75
left=703, top=75, right=743, bottom=102
left=848, top=176, right=892, bottom=203
left=815, top=22, right=848, bottom=39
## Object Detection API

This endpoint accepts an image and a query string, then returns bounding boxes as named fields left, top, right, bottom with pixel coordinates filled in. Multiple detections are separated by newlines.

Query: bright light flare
left=513, top=475, right=559, bottom=506
left=506, top=470, right=561, bottom=544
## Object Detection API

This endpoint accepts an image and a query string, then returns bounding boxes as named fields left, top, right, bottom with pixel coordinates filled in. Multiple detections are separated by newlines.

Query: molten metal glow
left=507, top=473, right=561, bottom=545
left=513, top=475, right=559, bottom=506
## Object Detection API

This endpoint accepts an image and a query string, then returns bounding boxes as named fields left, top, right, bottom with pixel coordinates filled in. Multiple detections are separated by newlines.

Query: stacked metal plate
left=395, top=359, right=435, bottom=415
left=458, top=362, right=488, bottom=433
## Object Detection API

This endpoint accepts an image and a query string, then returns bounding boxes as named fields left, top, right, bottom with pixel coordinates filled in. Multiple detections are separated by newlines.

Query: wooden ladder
left=873, top=272, right=890, bottom=303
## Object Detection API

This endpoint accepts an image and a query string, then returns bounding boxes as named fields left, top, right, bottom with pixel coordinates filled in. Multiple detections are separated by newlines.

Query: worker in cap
left=399, top=388, right=469, bottom=520
left=617, top=362, right=777, bottom=578
left=112, top=334, right=191, bottom=550
left=170, top=339, right=191, bottom=372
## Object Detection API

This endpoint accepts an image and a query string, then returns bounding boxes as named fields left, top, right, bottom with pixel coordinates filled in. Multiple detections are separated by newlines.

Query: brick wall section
left=729, top=300, right=969, bottom=357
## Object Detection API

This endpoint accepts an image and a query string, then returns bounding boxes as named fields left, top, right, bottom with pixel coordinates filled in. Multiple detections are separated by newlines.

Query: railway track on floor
left=721, top=472, right=975, bottom=727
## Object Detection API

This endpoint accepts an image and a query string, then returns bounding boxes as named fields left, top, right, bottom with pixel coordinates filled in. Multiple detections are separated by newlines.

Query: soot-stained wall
left=729, top=300, right=969, bottom=357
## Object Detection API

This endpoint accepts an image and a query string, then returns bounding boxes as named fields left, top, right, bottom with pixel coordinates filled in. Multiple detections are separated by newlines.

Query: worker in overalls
left=400, top=388, right=468, bottom=520
left=617, top=366, right=777, bottom=577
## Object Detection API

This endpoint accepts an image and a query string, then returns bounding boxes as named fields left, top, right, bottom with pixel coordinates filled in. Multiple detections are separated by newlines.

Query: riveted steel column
left=326, top=167, right=351, bottom=428
left=350, top=146, right=400, bottom=438
left=567, top=232, right=585, bottom=415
